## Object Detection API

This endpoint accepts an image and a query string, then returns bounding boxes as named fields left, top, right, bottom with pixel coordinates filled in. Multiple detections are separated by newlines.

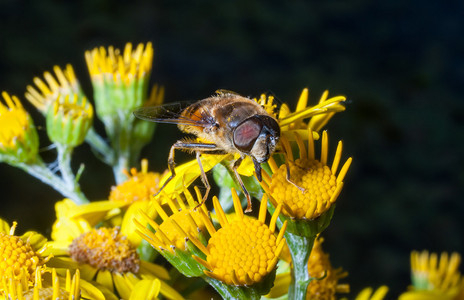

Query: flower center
left=207, top=217, right=277, bottom=285
left=0, top=232, right=41, bottom=281
left=269, top=158, right=337, bottom=219
left=69, top=227, right=140, bottom=273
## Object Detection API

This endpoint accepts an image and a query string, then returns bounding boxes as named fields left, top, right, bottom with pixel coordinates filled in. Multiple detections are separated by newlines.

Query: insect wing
left=133, top=102, right=213, bottom=127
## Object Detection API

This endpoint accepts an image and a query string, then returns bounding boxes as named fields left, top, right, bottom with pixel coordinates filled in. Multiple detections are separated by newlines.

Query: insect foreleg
left=154, top=141, right=184, bottom=199
left=232, top=156, right=253, bottom=213
left=285, top=160, right=305, bottom=192
left=194, top=150, right=211, bottom=210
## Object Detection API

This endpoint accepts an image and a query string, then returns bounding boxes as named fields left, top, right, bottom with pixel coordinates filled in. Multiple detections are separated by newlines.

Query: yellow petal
left=51, top=217, right=92, bottom=242
left=159, top=279, right=185, bottom=300
left=129, top=279, right=161, bottom=300
left=121, top=200, right=157, bottom=247
left=0, top=218, right=10, bottom=233
left=83, top=280, right=119, bottom=300
left=139, top=261, right=170, bottom=281
left=96, top=270, right=115, bottom=293
left=236, top=156, right=255, bottom=176
left=68, top=201, right=125, bottom=226
left=266, top=272, right=291, bottom=298
left=159, top=154, right=228, bottom=198
left=113, top=272, right=133, bottom=300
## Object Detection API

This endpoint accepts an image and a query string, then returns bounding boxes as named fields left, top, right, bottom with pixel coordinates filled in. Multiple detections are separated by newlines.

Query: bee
left=133, top=90, right=280, bottom=212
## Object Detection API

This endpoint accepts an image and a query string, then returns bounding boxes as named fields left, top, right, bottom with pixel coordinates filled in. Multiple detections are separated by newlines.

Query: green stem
left=111, top=112, right=133, bottom=184
left=56, top=143, right=75, bottom=187
left=286, top=232, right=316, bottom=299
left=85, top=127, right=114, bottom=165
left=16, top=160, right=89, bottom=204
left=203, top=276, right=262, bottom=300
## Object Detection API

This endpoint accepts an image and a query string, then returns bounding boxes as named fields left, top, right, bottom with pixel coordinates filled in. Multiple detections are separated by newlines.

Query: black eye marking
left=233, top=117, right=263, bottom=152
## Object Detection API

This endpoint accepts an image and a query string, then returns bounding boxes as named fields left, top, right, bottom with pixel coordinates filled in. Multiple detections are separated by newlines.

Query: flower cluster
left=1, top=41, right=461, bottom=300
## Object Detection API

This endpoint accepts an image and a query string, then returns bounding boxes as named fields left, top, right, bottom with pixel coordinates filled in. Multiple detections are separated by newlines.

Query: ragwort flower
left=194, top=189, right=287, bottom=297
left=306, top=237, right=349, bottom=299
left=0, top=219, right=50, bottom=287
left=109, top=159, right=165, bottom=206
left=261, top=130, right=351, bottom=221
left=136, top=187, right=287, bottom=299
left=399, top=250, right=464, bottom=300
left=0, top=92, right=39, bottom=163
left=46, top=201, right=182, bottom=300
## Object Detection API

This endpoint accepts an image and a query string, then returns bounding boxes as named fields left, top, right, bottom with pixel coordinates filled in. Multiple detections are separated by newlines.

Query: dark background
left=1, top=0, right=463, bottom=298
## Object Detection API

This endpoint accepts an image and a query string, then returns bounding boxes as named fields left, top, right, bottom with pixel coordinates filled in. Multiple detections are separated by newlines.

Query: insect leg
left=154, top=141, right=183, bottom=198
left=285, top=160, right=305, bottom=192
left=232, top=156, right=253, bottom=213
left=194, top=150, right=211, bottom=210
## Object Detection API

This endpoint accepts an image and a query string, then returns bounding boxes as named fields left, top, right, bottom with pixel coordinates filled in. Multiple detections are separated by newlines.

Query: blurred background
left=0, top=0, right=463, bottom=298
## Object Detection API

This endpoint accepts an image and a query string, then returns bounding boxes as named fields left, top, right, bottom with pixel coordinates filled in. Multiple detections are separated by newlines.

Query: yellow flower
left=85, top=42, right=154, bottom=115
left=0, top=92, right=39, bottom=163
left=46, top=94, right=93, bottom=147
left=135, top=186, right=211, bottom=276
left=25, top=64, right=82, bottom=114
left=109, top=159, right=165, bottom=206
left=353, top=286, right=389, bottom=300
left=136, top=187, right=286, bottom=297
left=46, top=200, right=182, bottom=300
left=306, top=238, right=349, bottom=299
left=266, top=237, right=349, bottom=299
left=193, top=189, right=287, bottom=287
left=399, top=251, right=464, bottom=300
left=261, top=130, right=352, bottom=219
left=0, top=219, right=50, bottom=287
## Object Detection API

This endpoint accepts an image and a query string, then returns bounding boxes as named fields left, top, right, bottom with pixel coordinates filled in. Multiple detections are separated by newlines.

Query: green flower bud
left=85, top=42, right=154, bottom=117
left=46, top=94, right=93, bottom=147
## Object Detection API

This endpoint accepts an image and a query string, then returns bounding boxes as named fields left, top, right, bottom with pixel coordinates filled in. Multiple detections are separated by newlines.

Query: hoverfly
left=133, top=90, right=280, bottom=212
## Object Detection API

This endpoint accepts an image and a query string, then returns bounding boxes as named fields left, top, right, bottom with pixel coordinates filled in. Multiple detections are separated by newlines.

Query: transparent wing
left=133, top=102, right=215, bottom=127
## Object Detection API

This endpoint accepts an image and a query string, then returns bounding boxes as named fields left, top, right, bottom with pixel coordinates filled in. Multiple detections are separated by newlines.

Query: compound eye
left=233, top=118, right=262, bottom=152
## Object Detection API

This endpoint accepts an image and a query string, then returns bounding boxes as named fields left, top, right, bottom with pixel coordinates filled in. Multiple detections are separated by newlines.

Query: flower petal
left=129, top=279, right=161, bottom=300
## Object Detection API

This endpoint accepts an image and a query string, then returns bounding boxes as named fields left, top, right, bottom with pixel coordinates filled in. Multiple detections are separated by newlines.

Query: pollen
left=109, top=159, right=163, bottom=205
left=0, top=227, right=42, bottom=283
left=69, top=227, right=140, bottom=273
left=206, top=217, right=278, bottom=285
left=263, top=130, right=352, bottom=220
